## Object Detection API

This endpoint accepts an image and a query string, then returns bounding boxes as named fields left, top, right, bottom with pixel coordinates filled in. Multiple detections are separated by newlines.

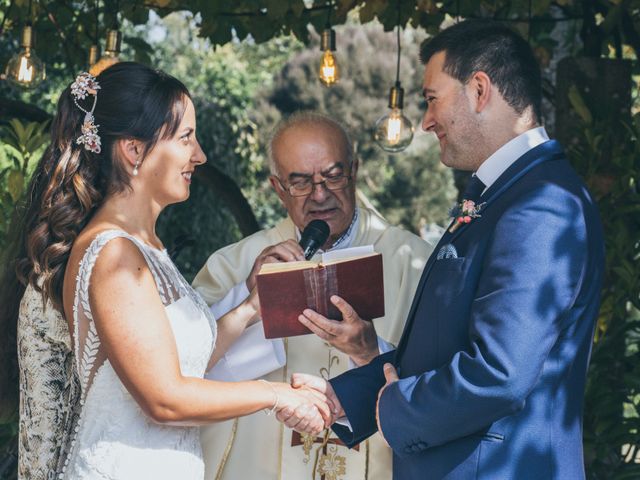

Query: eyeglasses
left=274, top=174, right=352, bottom=197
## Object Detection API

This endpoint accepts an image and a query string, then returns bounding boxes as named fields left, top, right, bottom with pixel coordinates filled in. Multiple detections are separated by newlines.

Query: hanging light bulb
left=374, top=82, right=414, bottom=152
left=88, top=44, right=100, bottom=69
left=373, top=5, right=414, bottom=153
left=5, top=24, right=46, bottom=89
left=318, top=27, right=339, bottom=87
left=89, top=28, right=121, bottom=76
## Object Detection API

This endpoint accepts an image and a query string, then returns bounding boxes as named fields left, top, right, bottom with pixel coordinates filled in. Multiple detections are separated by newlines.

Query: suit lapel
left=395, top=140, right=565, bottom=360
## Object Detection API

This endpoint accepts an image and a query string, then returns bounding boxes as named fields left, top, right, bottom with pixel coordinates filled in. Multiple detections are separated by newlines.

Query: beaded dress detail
left=57, top=230, right=216, bottom=479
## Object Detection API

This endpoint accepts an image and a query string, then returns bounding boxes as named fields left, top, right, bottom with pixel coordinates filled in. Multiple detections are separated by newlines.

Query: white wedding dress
left=57, top=230, right=217, bottom=479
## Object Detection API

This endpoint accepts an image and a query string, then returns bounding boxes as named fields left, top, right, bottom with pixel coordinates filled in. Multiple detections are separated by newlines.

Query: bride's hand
left=272, top=383, right=332, bottom=436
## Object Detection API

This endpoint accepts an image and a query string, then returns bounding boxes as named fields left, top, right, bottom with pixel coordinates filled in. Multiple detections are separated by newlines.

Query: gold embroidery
left=301, top=433, right=316, bottom=463
left=213, top=418, right=238, bottom=480
left=317, top=444, right=347, bottom=480
left=279, top=337, right=288, bottom=480
left=319, top=343, right=340, bottom=380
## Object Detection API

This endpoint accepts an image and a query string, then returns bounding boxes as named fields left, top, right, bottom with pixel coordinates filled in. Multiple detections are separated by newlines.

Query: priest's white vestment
left=193, top=207, right=433, bottom=480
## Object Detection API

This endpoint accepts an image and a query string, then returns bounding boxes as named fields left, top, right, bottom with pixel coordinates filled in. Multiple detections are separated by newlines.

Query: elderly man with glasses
left=193, top=111, right=432, bottom=480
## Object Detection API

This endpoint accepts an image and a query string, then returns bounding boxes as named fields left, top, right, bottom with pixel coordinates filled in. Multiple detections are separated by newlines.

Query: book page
left=321, top=245, right=375, bottom=263
left=259, top=260, right=318, bottom=274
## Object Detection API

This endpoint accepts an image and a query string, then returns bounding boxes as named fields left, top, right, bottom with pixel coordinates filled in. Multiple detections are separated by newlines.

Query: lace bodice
left=59, top=230, right=216, bottom=479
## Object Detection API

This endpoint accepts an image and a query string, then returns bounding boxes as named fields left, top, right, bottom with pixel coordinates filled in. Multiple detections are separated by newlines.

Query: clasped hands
left=277, top=293, right=399, bottom=441
left=279, top=364, right=399, bottom=445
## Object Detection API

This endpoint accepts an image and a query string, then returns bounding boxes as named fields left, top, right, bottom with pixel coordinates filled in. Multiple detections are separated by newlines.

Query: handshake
left=268, top=374, right=344, bottom=437
left=270, top=362, right=399, bottom=439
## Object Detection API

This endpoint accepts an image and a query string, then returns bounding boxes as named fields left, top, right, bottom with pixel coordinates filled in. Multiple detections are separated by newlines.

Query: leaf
left=2, top=144, right=23, bottom=163
left=568, top=85, right=593, bottom=125
left=7, top=170, right=24, bottom=202
left=532, top=0, right=553, bottom=16
left=264, top=0, right=290, bottom=20
left=8, top=119, right=25, bottom=142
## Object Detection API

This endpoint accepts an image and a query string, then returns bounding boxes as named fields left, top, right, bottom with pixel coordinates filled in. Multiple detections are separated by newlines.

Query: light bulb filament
left=319, top=50, right=338, bottom=86
left=18, top=55, right=34, bottom=82
left=387, top=116, right=403, bottom=144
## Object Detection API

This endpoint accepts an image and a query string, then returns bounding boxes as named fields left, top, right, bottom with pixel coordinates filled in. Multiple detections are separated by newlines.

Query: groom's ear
left=468, top=71, right=492, bottom=114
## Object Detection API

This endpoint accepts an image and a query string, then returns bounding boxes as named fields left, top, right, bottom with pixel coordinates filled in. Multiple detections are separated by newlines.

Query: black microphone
left=300, top=220, right=330, bottom=260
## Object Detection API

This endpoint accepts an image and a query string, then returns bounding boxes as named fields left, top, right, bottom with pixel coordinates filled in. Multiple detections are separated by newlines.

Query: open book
left=256, top=246, right=385, bottom=338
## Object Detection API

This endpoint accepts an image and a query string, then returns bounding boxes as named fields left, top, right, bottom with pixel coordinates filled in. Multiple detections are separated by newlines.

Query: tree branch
left=193, top=163, right=260, bottom=237
left=0, top=96, right=51, bottom=123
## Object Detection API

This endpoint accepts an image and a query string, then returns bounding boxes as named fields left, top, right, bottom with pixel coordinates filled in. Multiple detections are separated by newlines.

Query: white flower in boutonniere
left=448, top=199, right=486, bottom=233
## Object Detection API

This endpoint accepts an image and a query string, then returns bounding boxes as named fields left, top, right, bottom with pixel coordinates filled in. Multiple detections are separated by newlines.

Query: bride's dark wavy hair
left=0, top=62, right=191, bottom=414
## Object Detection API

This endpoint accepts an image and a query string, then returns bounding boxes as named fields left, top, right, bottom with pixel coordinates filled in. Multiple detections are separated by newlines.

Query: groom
left=290, top=19, right=605, bottom=479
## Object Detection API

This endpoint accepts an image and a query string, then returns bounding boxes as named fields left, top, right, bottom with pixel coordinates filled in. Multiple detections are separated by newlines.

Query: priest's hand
left=246, top=240, right=305, bottom=291
left=298, top=295, right=379, bottom=366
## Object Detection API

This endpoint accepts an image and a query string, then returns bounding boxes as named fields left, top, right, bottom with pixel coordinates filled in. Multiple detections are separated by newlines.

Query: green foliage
left=569, top=113, right=640, bottom=478
left=0, top=119, right=47, bottom=478
left=0, top=118, right=48, bottom=249
left=253, top=22, right=456, bottom=233
left=2, top=0, right=639, bottom=87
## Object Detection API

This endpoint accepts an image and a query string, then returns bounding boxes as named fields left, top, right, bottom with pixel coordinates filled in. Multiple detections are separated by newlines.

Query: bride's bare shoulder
left=63, top=224, right=149, bottom=311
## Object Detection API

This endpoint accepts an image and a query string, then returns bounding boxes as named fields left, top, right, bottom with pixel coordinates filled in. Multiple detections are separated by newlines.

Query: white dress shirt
left=475, top=126, right=549, bottom=193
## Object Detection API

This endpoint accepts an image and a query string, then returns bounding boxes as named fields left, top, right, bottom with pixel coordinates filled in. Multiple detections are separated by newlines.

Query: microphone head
left=300, top=219, right=330, bottom=260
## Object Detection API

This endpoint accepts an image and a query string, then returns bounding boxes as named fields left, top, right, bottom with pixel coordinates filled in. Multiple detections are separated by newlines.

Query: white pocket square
left=437, top=244, right=458, bottom=260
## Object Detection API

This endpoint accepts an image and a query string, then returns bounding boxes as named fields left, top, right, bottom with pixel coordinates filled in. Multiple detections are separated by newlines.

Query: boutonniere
left=448, top=199, right=486, bottom=233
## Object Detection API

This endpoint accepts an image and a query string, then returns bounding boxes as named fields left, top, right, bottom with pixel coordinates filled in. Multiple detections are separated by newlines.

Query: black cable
left=95, top=0, right=100, bottom=42
left=395, top=0, right=401, bottom=85
left=27, top=0, right=32, bottom=25
left=325, top=0, right=332, bottom=28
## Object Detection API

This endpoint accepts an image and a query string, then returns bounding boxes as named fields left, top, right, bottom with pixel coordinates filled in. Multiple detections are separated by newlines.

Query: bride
left=2, top=62, right=331, bottom=479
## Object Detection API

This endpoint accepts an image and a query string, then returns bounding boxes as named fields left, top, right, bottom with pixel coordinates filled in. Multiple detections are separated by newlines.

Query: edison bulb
left=374, top=108, right=414, bottom=152
left=5, top=26, right=46, bottom=89
left=89, top=29, right=121, bottom=76
left=319, top=50, right=339, bottom=86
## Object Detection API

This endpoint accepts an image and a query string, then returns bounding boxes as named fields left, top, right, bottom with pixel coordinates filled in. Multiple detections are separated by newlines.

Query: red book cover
left=256, top=253, right=385, bottom=338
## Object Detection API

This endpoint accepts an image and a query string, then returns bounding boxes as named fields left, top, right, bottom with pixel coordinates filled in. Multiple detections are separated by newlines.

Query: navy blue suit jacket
left=330, top=140, right=604, bottom=479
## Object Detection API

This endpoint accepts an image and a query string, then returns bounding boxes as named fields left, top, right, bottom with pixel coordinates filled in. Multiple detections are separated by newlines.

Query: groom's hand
left=298, top=295, right=379, bottom=366
left=287, top=373, right=344, bottom=427
left=273, top=383, right=331, bottom=436
left=376, top=363, right=399, bottom=447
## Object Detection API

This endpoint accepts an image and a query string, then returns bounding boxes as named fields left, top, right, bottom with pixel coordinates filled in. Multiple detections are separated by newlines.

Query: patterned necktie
left=462, top=174, right=486, bottom=202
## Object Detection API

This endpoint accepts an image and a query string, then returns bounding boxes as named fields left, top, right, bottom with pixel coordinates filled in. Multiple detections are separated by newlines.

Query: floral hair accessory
left=448, top=199, right=485, bottom=233
left=70, top=72, right=102, bottom=154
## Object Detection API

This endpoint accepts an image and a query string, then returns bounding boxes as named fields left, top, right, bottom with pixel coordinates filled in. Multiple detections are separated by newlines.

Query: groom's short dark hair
left=420, top=19, right=542, bottom=123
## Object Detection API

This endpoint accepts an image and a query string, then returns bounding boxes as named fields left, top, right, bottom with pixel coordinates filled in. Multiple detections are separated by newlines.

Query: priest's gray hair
left=267, top=111, right=355, bottom=177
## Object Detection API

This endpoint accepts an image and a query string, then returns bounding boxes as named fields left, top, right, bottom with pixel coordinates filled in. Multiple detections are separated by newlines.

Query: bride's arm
left=90, top=239, right=329, bottom=429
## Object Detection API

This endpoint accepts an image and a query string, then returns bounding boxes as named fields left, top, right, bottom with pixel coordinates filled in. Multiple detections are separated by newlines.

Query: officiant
left=192, top=111, right=433, bottom=480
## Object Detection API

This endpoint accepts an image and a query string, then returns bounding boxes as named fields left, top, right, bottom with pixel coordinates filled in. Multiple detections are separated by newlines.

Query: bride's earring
left=133, top=159, right=140, bottom=176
